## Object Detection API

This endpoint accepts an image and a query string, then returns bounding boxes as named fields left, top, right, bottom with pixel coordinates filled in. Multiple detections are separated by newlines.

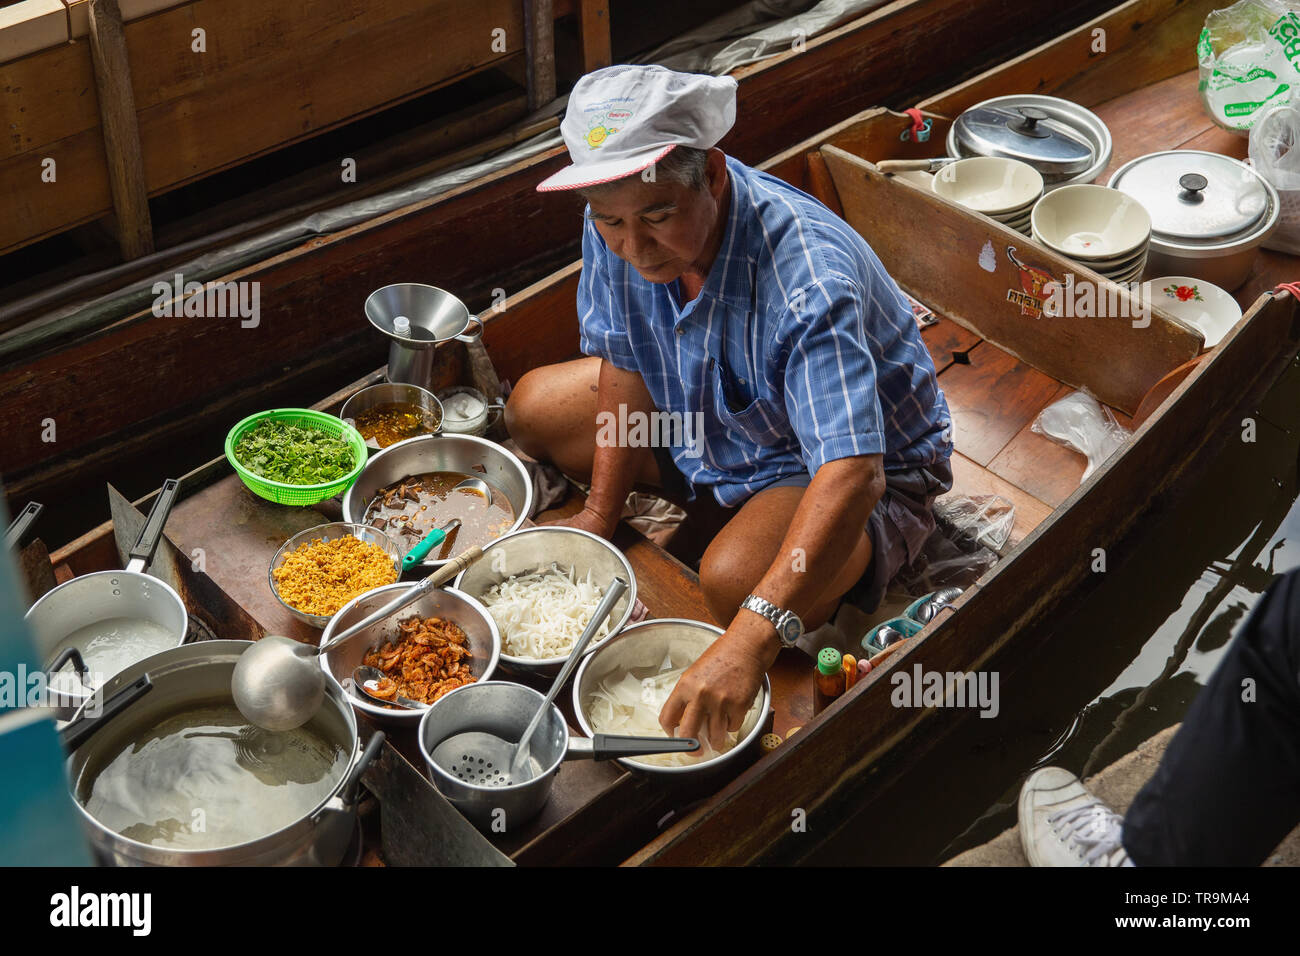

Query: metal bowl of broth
left=66, top=641, right=380, bottom=867
left=342, top=433, right=533, bottom=570
left=339, top=382, right=443, bottom=451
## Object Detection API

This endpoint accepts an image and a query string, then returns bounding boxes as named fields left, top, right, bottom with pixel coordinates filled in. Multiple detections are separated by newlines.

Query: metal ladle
left=232, top=545, right=485, bottom=732
left=435, top=576, right=628, bottom=785
left=452, top=476, right=492, bottom=506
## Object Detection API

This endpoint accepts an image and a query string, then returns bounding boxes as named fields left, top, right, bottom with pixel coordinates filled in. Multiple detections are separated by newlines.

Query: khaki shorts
left=651, top=447, right=954, bottom=614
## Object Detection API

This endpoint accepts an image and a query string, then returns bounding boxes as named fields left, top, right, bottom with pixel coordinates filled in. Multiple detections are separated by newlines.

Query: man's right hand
left=544, top=504, right=619, bottom=539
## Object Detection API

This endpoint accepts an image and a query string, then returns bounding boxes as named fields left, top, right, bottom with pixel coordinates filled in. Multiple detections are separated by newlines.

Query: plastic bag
left=892, top=526, right=999, bottom=594
left=1198, top=0, right=1300, bottom=134
left=1249, top=104, right=1300, bottom=252
left=1031, top=390, right=1131, bottom=484
left=933, top=494, right=1016, bottom=553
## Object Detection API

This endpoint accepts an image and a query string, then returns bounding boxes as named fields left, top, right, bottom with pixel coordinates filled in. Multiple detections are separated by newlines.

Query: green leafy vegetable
left=234, top=420, right=355, bottom=485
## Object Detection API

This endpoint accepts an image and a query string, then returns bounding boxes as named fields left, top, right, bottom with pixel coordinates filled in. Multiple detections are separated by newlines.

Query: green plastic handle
left=402, top=528, right=447, bottom=570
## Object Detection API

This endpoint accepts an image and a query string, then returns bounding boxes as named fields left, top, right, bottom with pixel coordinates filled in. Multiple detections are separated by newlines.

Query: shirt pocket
left=709, top=357, right=783, bottom=444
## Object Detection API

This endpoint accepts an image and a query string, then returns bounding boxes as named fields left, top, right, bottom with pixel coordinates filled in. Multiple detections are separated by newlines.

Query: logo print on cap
left=586, top=108, right=632, bottom=149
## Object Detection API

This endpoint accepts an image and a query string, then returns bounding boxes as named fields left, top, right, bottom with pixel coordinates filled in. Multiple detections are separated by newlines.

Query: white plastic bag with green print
left=1198, top=0, right=1300, bottom=134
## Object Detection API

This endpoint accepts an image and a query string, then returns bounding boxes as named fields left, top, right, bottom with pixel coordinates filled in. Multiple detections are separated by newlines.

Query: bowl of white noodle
left=571, top=618, right=770, bottom=775
left=453, top=527, right=638, bottom=678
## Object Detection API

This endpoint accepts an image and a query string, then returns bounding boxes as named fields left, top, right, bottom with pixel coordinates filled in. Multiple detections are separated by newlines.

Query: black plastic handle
left=341, top=732, right=386, bottom=803
left=591, top=734, right=701, bottom=761
left=128, top=479, right=181, bottom=569
left=48, top=647, right=90, bottom=684
left=5, top=502, right=43, bottom=551
left=59, top=675, right=153, bottom=752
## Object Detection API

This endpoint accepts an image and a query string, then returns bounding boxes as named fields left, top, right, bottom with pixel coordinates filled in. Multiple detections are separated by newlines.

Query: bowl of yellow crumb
left=269, top=522, right=404, bottom=628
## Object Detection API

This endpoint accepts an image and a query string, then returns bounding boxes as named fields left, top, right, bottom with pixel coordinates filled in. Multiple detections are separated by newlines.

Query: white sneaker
left=1018, top=767, right=1133, bottom=867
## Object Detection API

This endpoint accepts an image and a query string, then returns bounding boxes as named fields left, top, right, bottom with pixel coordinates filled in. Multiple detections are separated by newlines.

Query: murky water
left=796, top=354, right=1300, bottom=866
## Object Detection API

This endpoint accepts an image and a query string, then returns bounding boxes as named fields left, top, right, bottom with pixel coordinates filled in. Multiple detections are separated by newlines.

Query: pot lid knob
left=1014, top=107, right=1051, bottom=138
left=1178, top=173, right=1208, bottom=202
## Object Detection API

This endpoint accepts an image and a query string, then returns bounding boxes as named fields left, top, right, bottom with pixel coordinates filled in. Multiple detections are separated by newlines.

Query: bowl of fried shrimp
left=318, top=581, right=500, bottom=727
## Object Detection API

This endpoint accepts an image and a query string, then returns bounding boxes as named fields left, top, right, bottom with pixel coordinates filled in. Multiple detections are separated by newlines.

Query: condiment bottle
left=813, top=647, right=844, bottom=715
left=843, top=653, right=857, bottom=691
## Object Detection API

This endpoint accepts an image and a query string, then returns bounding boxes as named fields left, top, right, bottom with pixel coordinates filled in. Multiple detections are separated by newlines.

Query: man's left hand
left=658, top=622, right=776, bottom=751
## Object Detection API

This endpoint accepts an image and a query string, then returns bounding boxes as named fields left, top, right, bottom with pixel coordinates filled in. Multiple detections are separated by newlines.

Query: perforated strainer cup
left=417, top=681, right=696, bottom=829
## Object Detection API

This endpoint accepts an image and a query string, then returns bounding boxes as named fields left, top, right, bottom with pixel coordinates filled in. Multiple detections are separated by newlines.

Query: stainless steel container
left=571, top=618, right=771, bottom=776
left=417, top=681, right=692, bottom=830
left=1108, top=150, right=1279, bottom=290
left=365, top=283, right=483, bottom=389
left=28, top=479, right=188, bottom=719
left=339, top=382, right=444, bottom=450
left=948, top=95, right=1112, bottom=190
left=318, top=582, right=501, bottom=729
left=341, top=433, right=533, bottom=570
left=453, top=527, right=637, bottom=679
left=66, top=641, right=382, bottom=867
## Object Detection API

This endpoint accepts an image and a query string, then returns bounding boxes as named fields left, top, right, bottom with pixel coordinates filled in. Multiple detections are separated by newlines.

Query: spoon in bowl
left=232, top=545, right=484, bottom=732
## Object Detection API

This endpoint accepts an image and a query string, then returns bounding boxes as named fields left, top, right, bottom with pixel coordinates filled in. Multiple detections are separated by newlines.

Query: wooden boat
left=25, top=0, right=1300, bottom=865
left=2, top=0, right=1127, bottom=542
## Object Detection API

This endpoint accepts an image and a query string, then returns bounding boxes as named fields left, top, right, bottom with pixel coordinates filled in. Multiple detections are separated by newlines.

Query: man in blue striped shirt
left=507, top=66, right=953, bottom=750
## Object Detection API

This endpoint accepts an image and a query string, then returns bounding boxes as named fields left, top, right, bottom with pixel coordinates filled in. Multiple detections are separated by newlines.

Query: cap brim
left=536, top=144, right=677, bottom=192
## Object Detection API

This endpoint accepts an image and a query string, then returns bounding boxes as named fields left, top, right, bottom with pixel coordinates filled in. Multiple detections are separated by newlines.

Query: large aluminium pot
left=65, top=641, right=383, bottom=867
left=1108, top=150, right=1280, bottom=291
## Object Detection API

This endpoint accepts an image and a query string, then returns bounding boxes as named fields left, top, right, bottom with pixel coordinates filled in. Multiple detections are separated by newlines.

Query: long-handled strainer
left=435, top=576, right=629, bottom=785
left=232, top=545, right=484, bottom=731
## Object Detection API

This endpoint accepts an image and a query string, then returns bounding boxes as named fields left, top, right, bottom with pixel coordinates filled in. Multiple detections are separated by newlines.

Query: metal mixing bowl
left=268, top=522, right=404, bottom=629
left=341, top=433, right=533, bottom=570
left=571, top=618, right=771, bottom=776
left=318, top=582, right=500, bottom=729
left=453, top=526, right=637, bottom=679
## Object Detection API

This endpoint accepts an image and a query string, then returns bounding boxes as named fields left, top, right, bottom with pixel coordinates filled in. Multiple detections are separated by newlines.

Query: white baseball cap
left=536, top=65, right=737, bottom=192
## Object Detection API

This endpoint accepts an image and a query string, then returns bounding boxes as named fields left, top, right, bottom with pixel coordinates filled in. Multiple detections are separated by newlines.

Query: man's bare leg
left=699, top=485, right=873, bottom=629
left=506, top=356, right=661, bottom=487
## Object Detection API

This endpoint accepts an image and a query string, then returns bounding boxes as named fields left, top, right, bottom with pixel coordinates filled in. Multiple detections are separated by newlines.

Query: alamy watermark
left=152, top=273, right=260, bottom=328
left=890, top=663, right=1000, bottom=718
left=1041, top=274, right=1152, bottom=328
left=595, top=403, right=706, bottom=459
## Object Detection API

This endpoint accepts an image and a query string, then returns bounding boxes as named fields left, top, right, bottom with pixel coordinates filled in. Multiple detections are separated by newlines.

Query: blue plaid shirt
left=578, top=155, right=952, bottom=507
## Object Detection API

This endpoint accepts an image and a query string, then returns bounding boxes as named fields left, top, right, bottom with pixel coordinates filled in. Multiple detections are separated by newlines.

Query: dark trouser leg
left=1122, top=569, right=1300, bottom=865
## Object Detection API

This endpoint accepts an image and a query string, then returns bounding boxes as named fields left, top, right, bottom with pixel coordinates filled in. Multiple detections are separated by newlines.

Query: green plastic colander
left=224, top=408, right=368, bottom=506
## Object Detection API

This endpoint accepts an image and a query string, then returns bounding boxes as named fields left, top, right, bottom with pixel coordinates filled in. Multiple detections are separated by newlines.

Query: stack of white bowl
left=932, top=157, right=1042, bottom=236
left=1030, top=184, right=1152, bottom=284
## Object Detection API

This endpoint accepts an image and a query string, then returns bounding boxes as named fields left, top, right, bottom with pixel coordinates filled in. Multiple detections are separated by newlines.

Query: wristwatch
left=741, top=594, right=804, bottom=648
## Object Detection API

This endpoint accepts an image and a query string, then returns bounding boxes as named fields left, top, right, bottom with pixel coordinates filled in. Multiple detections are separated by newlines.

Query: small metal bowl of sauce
left=339, top=383, right=443, bottom=451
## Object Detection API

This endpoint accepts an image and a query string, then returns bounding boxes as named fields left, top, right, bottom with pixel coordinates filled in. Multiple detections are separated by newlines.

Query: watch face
left=781, top=617, right=802, bottom=643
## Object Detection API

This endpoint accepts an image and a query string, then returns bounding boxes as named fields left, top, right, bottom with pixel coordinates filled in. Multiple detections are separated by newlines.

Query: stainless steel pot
left=453, top=526, right=637, bottom=679
left=1108, top=150, right=1280, bottom=291
left=27, top=479, right=188, bottom=719
left=341, top=433, right=533, bottom=570
left=66, top=641, right=382, bottom=867
left=572, top=618, right=771, bottom=777
left=418, top=681, right=695, bottom=830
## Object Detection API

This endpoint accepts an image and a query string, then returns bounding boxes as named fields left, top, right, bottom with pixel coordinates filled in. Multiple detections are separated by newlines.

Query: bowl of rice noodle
left=452, top=527, right=638, bottom=678
left=571, top=619, right=770, bottom=775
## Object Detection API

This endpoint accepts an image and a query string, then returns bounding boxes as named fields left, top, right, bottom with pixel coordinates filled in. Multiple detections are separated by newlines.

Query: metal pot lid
left=1108, top=151, right=1269, bottom=243
left=953, top=105, right=1095, bottom=175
